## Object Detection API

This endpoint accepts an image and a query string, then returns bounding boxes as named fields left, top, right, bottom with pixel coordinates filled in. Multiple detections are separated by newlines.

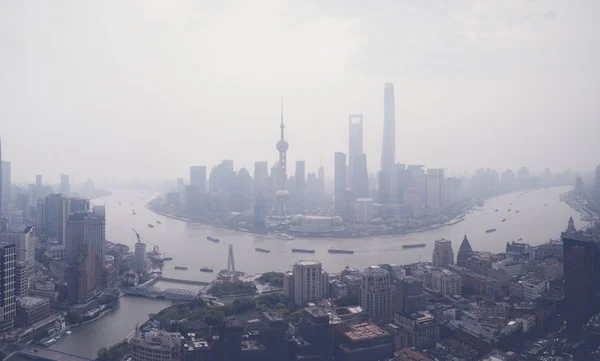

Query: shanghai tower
left=381, top=83, right=395, bottom=173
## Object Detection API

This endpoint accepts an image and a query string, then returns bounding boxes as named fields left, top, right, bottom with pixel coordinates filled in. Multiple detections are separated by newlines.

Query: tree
left=231, top=298, right=255, bottom=314
left=33, top=328, right=49, bottom=340
left=66, top=311, right=81, bottom=325
left=97, top=347, right=112, bottom=361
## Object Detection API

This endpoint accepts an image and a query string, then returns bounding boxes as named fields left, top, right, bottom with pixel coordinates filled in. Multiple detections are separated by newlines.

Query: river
left=51, top=185, right=580, bottom=358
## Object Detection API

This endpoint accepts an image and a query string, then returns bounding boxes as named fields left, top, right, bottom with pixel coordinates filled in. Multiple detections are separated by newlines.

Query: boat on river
left=157, top=220, right=162, bottom=224
left=175, top=266, right=188, bottom=270
left=515, top=210, right=520, bottom=214
left=148, top=223, right=154, bottom=228
left=328, top=249, right=354, bottom=254
left=255, top=248, right=271, bottom=253
left=402, top=244, right=426, bottom=249
left=486, top=228, right=497, bottom=233
left=200, top=266, right=214, bottom=272
left=501, top=218, right=506, bottom=222
left=207, top=236, right=220, bottom=243
left=292, top=249, right=315, bottom=254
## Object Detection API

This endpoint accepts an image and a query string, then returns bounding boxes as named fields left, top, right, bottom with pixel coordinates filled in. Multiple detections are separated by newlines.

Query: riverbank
left=560, top=189, right=599, bottom=230
left=145, top=200, right=474, bottom=239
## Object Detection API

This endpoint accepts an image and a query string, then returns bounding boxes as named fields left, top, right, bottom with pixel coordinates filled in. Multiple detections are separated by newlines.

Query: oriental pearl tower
left=274, top=99, right=290, bottom=218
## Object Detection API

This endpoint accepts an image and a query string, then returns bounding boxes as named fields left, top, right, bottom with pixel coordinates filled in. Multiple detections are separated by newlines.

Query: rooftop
left=344, top=322, right=389, bottom=341
left=435, top=238, right=452, bottom=245
left=18, top=296, right=48, bottom=308
left=296, top=260, right=320, bottom=266
left=304, top=306, right=329, bottom=318
left=262, top=311, right=284, bottom=322
left=364, top=265, right=389, bottom=275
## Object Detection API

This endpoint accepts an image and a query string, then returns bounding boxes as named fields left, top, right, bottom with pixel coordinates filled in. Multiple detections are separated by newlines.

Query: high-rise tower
left=0, top=137, right=3, bottom=214
left=334, top=153, right=347, bottom=217
left=274, top=99, right=290, bottom=217
left=348, top=114, right=363, bottom=179
left=563, top=233, right=600, bottom=335
left=381, top=83, right=396, bottom=173
left=432, top=238, right=454, bottom=267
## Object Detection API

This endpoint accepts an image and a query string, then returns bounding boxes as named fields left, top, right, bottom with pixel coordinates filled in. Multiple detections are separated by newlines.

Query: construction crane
left=132, top=228, right=159, bottom=254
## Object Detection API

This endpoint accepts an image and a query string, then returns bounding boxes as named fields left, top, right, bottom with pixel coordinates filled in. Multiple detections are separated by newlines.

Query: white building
left=536, top=258, right=564, bottom=280
left=288, top=261, right=327, bottom=306
left=492, top=258, right=525, bottom=278
left=48, top=244, right=66, bottom=260
left=289, top=215, right=344, bottom=234
left=355, top=198, right=374, bottom=223
left=509, top=276, right=549, bottom=301
left=431, top=269, right=461, bottom=296
left=360, top=266, right=392, bottom=320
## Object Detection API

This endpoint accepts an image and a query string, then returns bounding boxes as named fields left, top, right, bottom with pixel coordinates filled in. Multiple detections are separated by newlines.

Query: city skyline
left=1, top=2, right=599, bottom=182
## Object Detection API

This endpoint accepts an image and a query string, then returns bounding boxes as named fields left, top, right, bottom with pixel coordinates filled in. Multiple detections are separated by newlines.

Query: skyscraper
left=348, top=114, right=363, bottom=179
left=254, top=161, right=269, bottom=227
left=1, top=161, right=10, bottom=211
left=295, top=161, right=306, bottom=213
left=9, top=226, right=35, bottom=297
left=0, top=239, right=16, bottom=332
left=351, top=153, right=369, bottom=198
left=563, top=233, right=600, bottom=334
left=378, top=171, right=391, bottom=204
left=334, top=152, right=347, bottom=217
left=317, top=165, right=325, bottom=201
left=381, top=83, right=396, bottom=173
left=65, top=211, right=100, bottom=304
left=360, top=266, right=393, bottom=321
left=44, top=194, right=90, bottom=245
left=86, top=206, right=106, bottom=292
left=292, top=260, right=325, bottom=306
left=273, top=100, right=290, bottom=217
left=190, top=166, right=207, bottom=192
left=134, top=241, right=147, bottom=273
left=0, top=137, right=3, bottom=213
left=426, top=168, right=445, bottom=213
left=60, top=174, right=71, bottom=196
left=432, top=239, right=454, bottom=267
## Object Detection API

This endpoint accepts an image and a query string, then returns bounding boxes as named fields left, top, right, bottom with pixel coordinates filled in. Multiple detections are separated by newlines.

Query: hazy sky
left=1, top=0, right=599, bottom=184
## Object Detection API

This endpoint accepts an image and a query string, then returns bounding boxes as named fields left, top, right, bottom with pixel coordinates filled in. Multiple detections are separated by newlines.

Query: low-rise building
left=330, top=279, right=349, bottom=299
left=48, top=244, right=66, bottom=260
left=180, top=338, right=212, bottom=361
left=492, top=258, right=524, bottom=278
left=509, top=276, right=549, bottom=301
left=448, top=265, right=497, bottom=299
left=17, top=296, right=50, bottom=326
left=431, top=269, right=461, bottom=296
left=336, top=322, right=393, bottom=361
left=29, top=281, right=57, bottom=302
left=289, top=215, right=345, bottom=234
left=394, top=347, right=433, bottom=361
left=535, top=258, right=564, bottom=280
left=394, top=311, right=439, bottom=349
left=130, top=328, right=181, bottom=361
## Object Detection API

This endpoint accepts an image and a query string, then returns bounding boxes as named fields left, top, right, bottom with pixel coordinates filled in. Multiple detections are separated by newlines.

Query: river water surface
left=51, top=186, right=579, bottom=358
